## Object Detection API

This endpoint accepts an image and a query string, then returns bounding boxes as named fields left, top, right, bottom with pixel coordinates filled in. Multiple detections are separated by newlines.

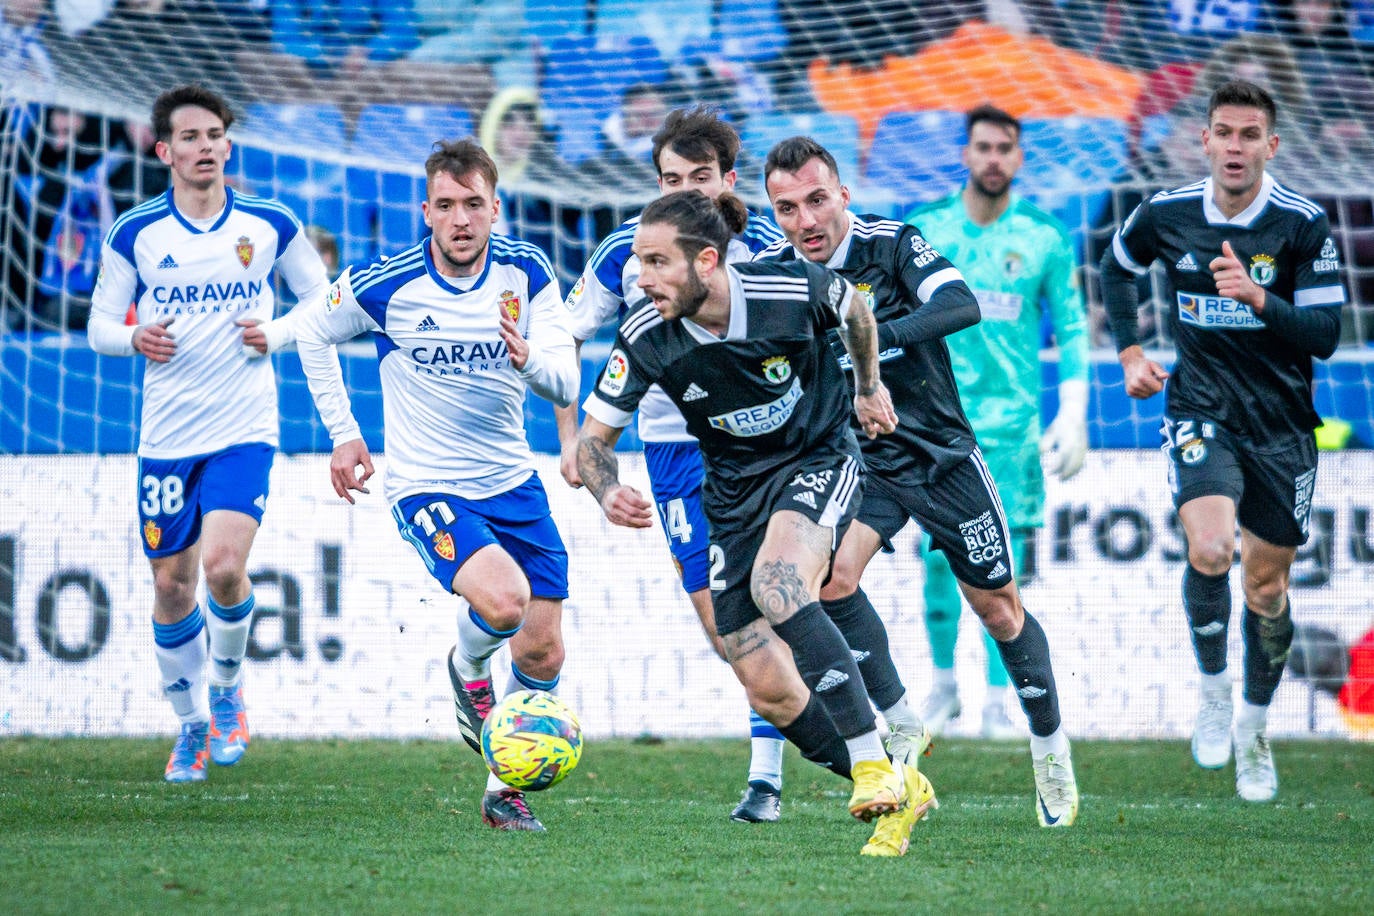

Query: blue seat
left=862, top=110, right=967, bottom=209
left=594, top=0, right=712, bottom=58
left=233, top=104, right=348, bottom=211
left=351, top=104, right=475, bottom=165
left=1018, top=116, right=1130, bottom=234
left=541, top=35, right=669, bottom=163
left=718, top=0, right=786, bottom=62
left=742, top=112, right=861, bottom=185
left=525, top=0, right=591, bottom=44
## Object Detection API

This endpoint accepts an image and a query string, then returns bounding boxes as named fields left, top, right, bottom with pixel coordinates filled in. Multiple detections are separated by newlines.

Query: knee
left=969, top=591, right=1022, bottom=642
left=151, top=566, right=197, bottom=611
left=472, top=588, right=529, bottom=634
left=819, top=560, right=861, bottom=602
left=1188, top=537, right=1235, bottom=577
left=1243, top=573, right=1289, bottom=617
left=512, top=637, right=564, bottom=683
left=200, top=548, right=248, bottom=601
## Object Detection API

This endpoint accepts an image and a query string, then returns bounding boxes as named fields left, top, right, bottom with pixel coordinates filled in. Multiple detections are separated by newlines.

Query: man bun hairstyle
left=640, top=190, right=747, bottom=261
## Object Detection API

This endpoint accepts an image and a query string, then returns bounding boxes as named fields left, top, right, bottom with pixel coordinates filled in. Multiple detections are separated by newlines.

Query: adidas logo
left=415, top=315, right=440, bottom=332
left=1017, top=685, right=1047, bottom=699
left=214, top=656, right=240, bottom=670
left=253, top=494, right=266, bottom=512
left=682, top=382, right=708, bottom=401
left=1175, top=252, right=1199, bottom=271
left=792, top=490, right=817, bottom=510
left=1192, top=621, right=1225, bottom=637
left=815, top=668, right=850, bottom=692
left=851, top=648, right=871, bottom=663
left=165, top=677, right=192, bottom=693
left=157, top=254, right=179, bottom=269
left=988, top=561, right=1008, bottom=580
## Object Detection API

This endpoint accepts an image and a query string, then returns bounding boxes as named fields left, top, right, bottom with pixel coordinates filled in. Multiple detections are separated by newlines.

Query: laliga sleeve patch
left=599, top=348, right=629, bottom=397
left=326, top=282, right=343, bottom=312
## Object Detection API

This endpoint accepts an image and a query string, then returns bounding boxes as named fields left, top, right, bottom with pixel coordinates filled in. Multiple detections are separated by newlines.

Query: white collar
left=1203, top=172, right=1274, bottom=227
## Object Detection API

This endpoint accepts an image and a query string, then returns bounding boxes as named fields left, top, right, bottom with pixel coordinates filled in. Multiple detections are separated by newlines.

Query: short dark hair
left=1208, top=79, right=1278, bottom=130
left=152, top=85, right=234, bottom=142
left=640, top=190, right=748, bottom=262
left=651, top=105, right=740, bottom=175
left=763, top=136, right=843, bottom=185
left=965, top=104, right=1020, bottom=141
left=425, top=138, right=499, bottom=191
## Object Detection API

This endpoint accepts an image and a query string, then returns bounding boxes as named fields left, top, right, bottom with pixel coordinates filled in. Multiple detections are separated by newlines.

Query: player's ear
left=421, top=199, right=432, bottom=229
left=695, top=244, right=720, bottom=276
left=155, top=140, right=171, bottom=166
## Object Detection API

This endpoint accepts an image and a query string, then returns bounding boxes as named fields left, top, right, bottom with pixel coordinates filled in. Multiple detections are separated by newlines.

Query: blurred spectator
left=1266, top=0, right=1374, bottom=130
left=1138, top=33, right=1333, bottom=184
left=105, top=117, right=169, bottom=216
left=305, top=224, right=339, bottom=276
left=1166, top=0, right=1263, bottom=58
left=271, top=0, right=419, bottom=77
left=1, top=0, right=55, bottom=87
left=578, top=82, right=668, bottom=192
left=1050, top=0, right=1185, bottom=69
left=409, top=0, right=537, bottom=89
left=479, top=87, right=588, bottom=281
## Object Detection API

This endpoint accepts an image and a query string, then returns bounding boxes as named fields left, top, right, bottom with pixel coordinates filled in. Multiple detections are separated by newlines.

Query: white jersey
left=287, top=234, right=578, bottom=503
left=565, top=211, right=784, bottom=442
left=87, top=188, right=329, bottom=459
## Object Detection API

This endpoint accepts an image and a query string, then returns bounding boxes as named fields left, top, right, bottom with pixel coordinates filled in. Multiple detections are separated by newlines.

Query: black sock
left=994, top=610, right=1062, bottom=738
left=772, top=601, right=877, bottom=740
left=822, top=588, right=906, bottom=710
left=1183, top=564, right=1231, bottom=675
left=1242, top=601, right=1294, bottom=706
left=778, top=694, right=851, bottom=780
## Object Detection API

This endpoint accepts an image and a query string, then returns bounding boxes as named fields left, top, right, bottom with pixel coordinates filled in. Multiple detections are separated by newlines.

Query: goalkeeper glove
left=1040, top=378, right=1088, bottom=480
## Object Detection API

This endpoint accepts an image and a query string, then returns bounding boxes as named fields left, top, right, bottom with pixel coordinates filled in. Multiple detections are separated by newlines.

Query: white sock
left=153, top=609, right=209, bottom=724
left=1029, top=727, right=1070, bottom=759
left=486, top=771, right=510, bottom=792
left=1200, top=670, right=1231, bottom=698
left=880, top=691, right=923, bottom=731
left=206, top=593, right=255, bottom=688
left=454, top=605, right=515, bottom=682
left=1236, top=700, right=1269, bottom=734
left=933, top=668, right=957, bottom=691
left=747, top=711, right=784, bottom=789
left=845, top=730, right=888, bottom=766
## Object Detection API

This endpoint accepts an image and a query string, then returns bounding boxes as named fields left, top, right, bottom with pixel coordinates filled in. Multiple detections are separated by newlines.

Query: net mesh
left=2, top=1, right=1373, bottom=740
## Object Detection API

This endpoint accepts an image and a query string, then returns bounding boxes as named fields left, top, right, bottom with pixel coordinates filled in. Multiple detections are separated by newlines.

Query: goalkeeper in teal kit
left=906, top=105, right=1090, bottom=738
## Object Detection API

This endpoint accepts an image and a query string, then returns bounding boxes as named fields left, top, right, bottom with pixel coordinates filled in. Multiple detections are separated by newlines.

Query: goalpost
left=2, top=1, right=1372, bottom=741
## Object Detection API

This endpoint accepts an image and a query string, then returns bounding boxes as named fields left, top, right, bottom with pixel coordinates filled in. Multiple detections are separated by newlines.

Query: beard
left=673, top=264, right=710, bottom=319
left=970, top=171, right=1011, bottom=200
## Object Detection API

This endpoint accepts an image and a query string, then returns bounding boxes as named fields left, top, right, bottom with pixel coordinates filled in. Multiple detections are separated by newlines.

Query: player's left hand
left=1209, top=240, right=1265, bottom=313
left=499, top=314, right=529, bottom=370
left=238, top=318, right=268, bottom=356
left=854, top=383, right=898, bottom=439
left=1040, top=414, right=1088, bottom=480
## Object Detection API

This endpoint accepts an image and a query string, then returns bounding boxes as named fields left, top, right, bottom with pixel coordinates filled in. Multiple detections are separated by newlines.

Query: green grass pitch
left=2, top=736, right=1371, bottom=913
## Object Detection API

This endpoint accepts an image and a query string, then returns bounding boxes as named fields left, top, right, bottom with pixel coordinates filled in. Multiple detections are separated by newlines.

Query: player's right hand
left=559, top=437, right=583, bottom=488
left=1119, top=346, right=1169, bottom=399
left=330, top=438, right=374, bottom=504
left=600, top=484, right=653, bottom=529
left=132, top=318, right=176, bottom=363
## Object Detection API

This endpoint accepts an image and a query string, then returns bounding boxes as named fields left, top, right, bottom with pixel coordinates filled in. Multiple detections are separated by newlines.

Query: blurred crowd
left=3, top=0, right=1374, bottom=342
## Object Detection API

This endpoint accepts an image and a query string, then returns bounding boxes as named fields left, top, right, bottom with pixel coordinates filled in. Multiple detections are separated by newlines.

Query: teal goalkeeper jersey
left=906, top=192, right=1089, bottom=451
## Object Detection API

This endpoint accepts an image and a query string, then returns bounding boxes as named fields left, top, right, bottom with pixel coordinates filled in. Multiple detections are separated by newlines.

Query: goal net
left=2, top=1, right=1372, bottom=742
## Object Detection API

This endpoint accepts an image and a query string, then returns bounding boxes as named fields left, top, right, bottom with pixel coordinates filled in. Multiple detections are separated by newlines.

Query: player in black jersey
left=761, top=136, right=1079, bottom=828
left=577, top=190, right=936, bottom=857
left=1100, top=80, right=1346, bottom=803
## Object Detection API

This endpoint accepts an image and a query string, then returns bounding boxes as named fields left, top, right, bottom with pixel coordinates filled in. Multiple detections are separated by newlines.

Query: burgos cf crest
left=143, top=520, right=162, bottom=550
left=235, top=235, right=254, bottom=269
left=855, top=283, right=876, bottom=312
left=499, top=289, right=522, bottom=322
left=433, top=531, right=456, bottom=561
left=1248, top=253, right=1276, bottom=287
left=762, top=355, right=791, bottom=384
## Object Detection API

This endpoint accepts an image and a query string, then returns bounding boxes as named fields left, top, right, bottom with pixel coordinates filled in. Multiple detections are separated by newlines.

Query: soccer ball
left=480, top=690, right=583, bottom=791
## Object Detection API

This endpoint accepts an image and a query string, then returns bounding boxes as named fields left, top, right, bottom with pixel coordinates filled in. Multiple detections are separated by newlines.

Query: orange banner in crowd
left=809, top=21, right=1146, bottom=146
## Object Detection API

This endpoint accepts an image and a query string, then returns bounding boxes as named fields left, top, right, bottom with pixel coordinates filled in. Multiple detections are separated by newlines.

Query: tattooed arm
left=576, top=416, right=654, bottom=529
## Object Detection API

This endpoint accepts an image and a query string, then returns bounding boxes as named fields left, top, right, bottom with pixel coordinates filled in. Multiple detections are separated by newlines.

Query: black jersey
left=584, top=258, right=860, bottom=493
left=758, top=214, right=977, bottom=483
left=1104, top=175, right=1345, bottom=443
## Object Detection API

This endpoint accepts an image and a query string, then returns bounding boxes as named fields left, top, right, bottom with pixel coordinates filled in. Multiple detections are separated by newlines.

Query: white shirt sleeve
left=86, top=242, right=138, bottom=355
left=518, top=280, right=579, bottom=407
left=290, top=273, right=380, bottom=446
left=258, top=232, right=333, bottom=353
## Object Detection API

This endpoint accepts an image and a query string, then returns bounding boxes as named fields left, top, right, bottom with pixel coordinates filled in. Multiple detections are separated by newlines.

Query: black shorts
left=1163, top=415, right=1317, bottom=547
left=860, top=448, right=1016, bottom=591
left=707, top=451, right=864, bottom=636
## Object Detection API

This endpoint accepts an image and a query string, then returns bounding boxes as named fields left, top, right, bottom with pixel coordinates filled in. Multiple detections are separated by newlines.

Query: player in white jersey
left=246, top=139, right=578, bottom=832
left=554, top=107, right=792, bottom=823
left=86, top=85, right=331, bottom=783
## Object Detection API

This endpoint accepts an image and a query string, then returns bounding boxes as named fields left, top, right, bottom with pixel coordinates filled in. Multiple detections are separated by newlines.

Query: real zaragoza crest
left=143, top=520, right=162, bottom=550
left=235, top=235, right=254, bottom=269
left=433, top=531, right=455, bottom=561
left=499, top=289, right=521, bottom=322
